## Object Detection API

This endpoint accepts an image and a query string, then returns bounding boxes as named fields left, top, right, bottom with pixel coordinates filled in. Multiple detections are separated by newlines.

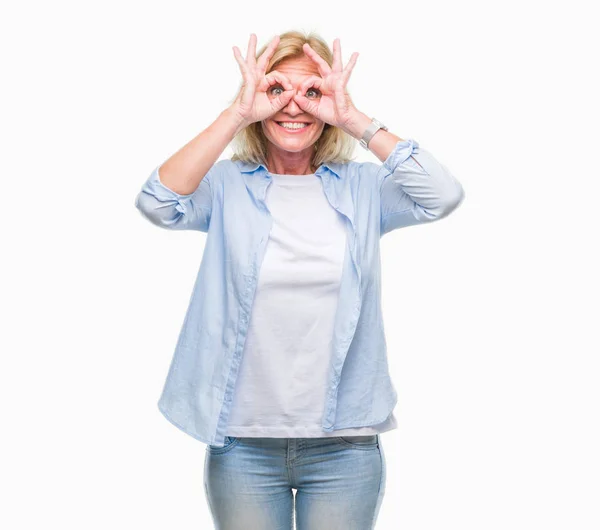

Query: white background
left=2, top=0, right=598, bottom=528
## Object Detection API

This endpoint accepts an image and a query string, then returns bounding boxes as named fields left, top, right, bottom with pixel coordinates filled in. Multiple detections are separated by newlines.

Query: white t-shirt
left=226, top=172, right=397, bottom=437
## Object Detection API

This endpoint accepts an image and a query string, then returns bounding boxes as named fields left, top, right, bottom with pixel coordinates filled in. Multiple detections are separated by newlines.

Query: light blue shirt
left=135, top=138, right=465, bottom=447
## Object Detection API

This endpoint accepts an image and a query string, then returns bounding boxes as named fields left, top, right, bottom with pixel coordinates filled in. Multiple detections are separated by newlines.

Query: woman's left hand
left=293, top=38, right=362, bottom=134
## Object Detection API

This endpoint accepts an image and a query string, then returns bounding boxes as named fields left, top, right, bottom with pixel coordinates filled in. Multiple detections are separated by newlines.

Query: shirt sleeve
left=134, top=162, right=219, bottom=232
left=379, top=139, right=465, bottom=236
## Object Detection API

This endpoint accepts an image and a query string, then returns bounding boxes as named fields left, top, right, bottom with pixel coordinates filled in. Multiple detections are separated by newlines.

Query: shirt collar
left=233, top=159, right=342, bottom=179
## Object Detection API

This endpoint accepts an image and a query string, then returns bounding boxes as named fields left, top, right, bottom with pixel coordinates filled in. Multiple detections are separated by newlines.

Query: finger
left=332, top=38, right=342, bottom=72
left=334, top=83, right=347, bottom=113
left=246, top=33, right=257, bottom=67
left=302, top=43, right=331, bottom=76
left=298, top=75, right=324, bottom=96
left=341, top=52, right=359, bottom=86
left=256, top=35, right=280, bottom=72
left=272, top=89, right=295, bottom=111
left=293, top=93, right=319, bottom=116
left=265, top=70, right=294, bottom=91
left=233, top=46, right=250, bottom=77
left=258, top=71, right=293, bottom=94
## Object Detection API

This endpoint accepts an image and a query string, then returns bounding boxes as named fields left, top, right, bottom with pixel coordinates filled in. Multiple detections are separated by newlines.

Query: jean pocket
left=207, top=436, right=240, bottom=455
left=336, top=434, right=379, bottom=449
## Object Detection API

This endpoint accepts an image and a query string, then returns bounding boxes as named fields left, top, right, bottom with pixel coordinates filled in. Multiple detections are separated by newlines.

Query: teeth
left=278, top=122, right=309, bottom=129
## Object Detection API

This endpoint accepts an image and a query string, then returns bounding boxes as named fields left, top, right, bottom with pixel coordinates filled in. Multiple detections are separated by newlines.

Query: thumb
left=293, top=93, right=318, bottom=116
left=272, top=89, right=295, bottom=110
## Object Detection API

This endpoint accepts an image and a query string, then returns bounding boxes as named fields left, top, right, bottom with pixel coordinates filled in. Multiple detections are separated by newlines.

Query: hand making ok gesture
left=292, top=38, right=361, bottom=134
left=230, top=34, right=296, bottom=127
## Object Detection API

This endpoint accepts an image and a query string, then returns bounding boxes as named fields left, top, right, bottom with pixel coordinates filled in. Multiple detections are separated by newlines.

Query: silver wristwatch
left=359, top=117, right=388, bottom=149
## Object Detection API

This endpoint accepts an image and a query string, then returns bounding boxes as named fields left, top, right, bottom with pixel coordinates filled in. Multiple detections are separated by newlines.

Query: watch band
left=359, top=118, right=388, bottom=149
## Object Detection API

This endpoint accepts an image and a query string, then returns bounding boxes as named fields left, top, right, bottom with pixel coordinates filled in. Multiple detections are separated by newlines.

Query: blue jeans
left=203, top=434, right=386, bottom=529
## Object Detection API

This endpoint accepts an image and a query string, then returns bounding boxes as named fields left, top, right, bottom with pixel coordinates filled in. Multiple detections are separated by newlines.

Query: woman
left=135, top=30, right=464, bottom=530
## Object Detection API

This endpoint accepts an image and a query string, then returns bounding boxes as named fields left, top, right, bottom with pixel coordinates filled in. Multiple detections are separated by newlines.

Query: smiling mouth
left=275, top=121, right=312, bottom=131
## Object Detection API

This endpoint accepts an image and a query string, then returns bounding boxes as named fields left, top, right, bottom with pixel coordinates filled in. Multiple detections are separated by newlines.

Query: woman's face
left=261, top=55, right=326, bottom=154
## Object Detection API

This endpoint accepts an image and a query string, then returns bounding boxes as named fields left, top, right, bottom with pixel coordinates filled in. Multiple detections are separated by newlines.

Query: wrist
left=342, top=111, right=372, bottom=140
left=223, top=106, right=249, bottom=136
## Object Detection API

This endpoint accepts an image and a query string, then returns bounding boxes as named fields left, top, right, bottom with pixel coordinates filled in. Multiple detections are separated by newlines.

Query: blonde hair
left=229, top=30, right=357, bottom=168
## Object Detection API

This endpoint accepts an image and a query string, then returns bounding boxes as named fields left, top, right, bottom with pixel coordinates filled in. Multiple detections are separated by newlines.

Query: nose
left=282, top=94, right=302, bottom=115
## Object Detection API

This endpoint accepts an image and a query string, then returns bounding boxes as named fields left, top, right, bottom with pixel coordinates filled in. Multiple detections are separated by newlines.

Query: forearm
left=158, top=107, right=247, bottom=195
left=344, top=111, right=464, bottom=229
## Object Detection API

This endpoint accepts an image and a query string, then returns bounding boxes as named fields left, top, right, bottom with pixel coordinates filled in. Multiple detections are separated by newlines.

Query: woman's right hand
left=229, top=34, right=295, bottom=128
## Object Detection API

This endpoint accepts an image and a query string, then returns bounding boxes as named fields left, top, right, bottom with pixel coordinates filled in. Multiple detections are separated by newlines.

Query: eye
left=306, top=88, right=321, bottom=99
left=270, top=85, right=284, bottom=96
